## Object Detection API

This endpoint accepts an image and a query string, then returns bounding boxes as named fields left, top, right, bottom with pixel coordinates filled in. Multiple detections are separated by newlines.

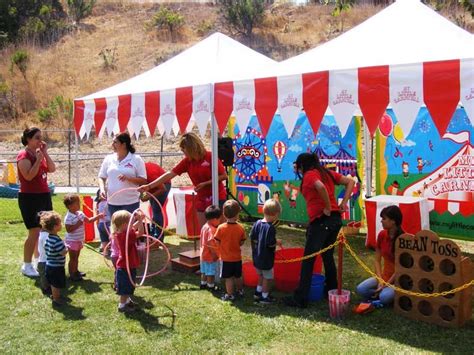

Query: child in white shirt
left=63, top=194, right=104, bottom=281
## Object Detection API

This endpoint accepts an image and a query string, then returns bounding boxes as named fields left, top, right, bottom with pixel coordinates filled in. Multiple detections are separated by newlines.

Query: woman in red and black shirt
left=284, top=152, right=354, bottom=308
left=17, top=127, right=56, bottom=277
left=139, top=132, right=227, bottom=228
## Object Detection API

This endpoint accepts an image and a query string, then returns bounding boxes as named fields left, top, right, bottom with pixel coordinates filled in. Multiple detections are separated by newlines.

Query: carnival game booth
left=249, top=0, right=473, bottom=241
left=75, top=1, right=474, bottom=242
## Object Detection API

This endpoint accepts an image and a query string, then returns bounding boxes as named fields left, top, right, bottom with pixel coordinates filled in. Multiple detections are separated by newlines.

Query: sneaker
left=78, top=271, right=86, bottom=277
left=207, top=285, right=220, bottom=293
left=221, top=294, right=235, bottom=302
left=283, top=296, right=307, bottom=309
left=253, top=291, right=262, bottom=300
left=258, top=295, right=276, bottom=304
left=41, top=288, right=52, bottom=296
left=118, top=305, right=132, bottom=313
left=200, top=283, right=208, bottom=290
left=52, top=298, right=65, bottom=307
left=69, top=273, right=83, bottom=281
left=21, top=263, right=39, bottom=277
left=236, top=289, right=244, bottom=298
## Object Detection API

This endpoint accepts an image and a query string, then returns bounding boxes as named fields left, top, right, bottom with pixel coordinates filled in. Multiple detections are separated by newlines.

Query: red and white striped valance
left=74, top=58, right=473, bottom=139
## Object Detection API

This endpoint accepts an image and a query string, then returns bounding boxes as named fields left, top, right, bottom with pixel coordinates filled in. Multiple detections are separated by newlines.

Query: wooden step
left=179, top=249, right=200, bottom=264
left=171, top=257, right=200, bottom=273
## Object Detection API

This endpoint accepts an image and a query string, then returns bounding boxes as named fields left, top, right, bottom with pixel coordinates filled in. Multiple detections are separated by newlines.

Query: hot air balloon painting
left=273, top=140, right=287, bottom=173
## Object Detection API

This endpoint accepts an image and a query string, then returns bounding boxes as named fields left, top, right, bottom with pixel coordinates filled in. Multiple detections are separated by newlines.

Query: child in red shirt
left=199, top=205, right=222, bottom=291
left=215, top=200, right=246, bottom=301
left=111, top=210, right=144, bottom=313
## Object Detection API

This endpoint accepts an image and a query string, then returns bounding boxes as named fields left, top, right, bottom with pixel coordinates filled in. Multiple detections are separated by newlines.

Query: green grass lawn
left=0, top=195, right=473, bottom=353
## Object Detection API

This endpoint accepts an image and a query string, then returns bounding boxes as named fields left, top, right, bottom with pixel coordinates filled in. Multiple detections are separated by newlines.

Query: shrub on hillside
left=67, top=0, right=96, bottom=24
left=37, top=96, right=73, bottom=126
left=218, top=0, right=266, bottom=41
left=98, top=45, right=118, bottom=70
left=10, top=50, right=29, bottom=80
left=148, top=7, right=185, bottom=42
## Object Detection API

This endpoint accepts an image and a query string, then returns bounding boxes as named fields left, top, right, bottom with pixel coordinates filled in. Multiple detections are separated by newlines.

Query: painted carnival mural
left=228, top=113, right=363, bottom=226
left=376, top=107, right=473, bottom=240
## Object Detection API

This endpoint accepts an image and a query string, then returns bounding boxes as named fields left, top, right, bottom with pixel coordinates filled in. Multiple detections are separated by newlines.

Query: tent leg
left=211, top=113, right=219, bottom=206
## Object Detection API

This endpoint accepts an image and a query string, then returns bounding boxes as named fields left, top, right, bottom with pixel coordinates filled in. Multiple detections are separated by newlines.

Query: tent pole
left=75, top=131, right=80, bottom=193
left=363, top=120, right=373, bottom=198
left=211, top=112, right=219, bottom=206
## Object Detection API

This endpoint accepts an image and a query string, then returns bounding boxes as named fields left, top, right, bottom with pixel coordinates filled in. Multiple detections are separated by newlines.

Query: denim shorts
left=200, top=261, right=218, bottom=276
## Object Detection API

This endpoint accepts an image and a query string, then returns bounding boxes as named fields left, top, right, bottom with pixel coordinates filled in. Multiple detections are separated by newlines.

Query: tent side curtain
left=74, top=58, right=473, bottom=139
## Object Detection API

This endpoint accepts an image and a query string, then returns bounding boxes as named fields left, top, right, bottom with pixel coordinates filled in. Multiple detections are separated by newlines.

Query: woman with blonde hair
left=139, top=132, right=227, bottom=227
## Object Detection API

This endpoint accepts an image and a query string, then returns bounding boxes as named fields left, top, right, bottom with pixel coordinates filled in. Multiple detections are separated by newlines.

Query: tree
left=219, top=0, right=266, bottom=40
left=67, top=0, right=96, bottom=24
left=324, top=0, right=355, bottom=32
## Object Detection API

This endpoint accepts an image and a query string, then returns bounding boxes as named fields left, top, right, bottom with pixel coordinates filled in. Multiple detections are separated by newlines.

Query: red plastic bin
left=242, top=248, right=323, bottom=293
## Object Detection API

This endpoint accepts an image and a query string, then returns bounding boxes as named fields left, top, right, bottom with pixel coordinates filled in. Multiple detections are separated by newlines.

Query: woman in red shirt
left=356, top=205, right=404, bottom=305
left=17, top=127, right=56, bottom=277
left=139, top=132, right=227, bottom=228
left=284, top=152, right=354, bottom=308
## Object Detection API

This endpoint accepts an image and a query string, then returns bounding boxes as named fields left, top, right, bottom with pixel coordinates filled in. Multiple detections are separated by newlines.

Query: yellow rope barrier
left=343, top=238, right=474, bottom=298
left=83, top=196, right=474, bottom=297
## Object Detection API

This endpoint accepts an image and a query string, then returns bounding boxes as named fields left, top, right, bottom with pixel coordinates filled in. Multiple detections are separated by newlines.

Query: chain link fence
left=0, top=129, right=195, bottom=223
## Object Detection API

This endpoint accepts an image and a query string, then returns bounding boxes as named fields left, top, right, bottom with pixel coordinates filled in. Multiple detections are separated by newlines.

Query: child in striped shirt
left=41, top=211, right=68, bottom=307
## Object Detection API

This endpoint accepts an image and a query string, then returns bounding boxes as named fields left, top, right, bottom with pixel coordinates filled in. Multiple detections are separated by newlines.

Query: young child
left=63, top=194, right=103, bottom=281
left=111, top=210, right=144, bottom=313
left=214, top=200, right=246, bottom=301
left=95, top=189, right=110, bottom=254
left=41, top=211, right=68, bottom=306
left=37, top=226, right=51, bottom=296
left=199, top=205, right=222, bottom=292
left=250, top=199, right=282, bottom=304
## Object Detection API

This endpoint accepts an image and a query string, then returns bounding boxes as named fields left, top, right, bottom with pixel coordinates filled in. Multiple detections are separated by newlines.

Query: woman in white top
left=98, top=132, right=147, bottom=219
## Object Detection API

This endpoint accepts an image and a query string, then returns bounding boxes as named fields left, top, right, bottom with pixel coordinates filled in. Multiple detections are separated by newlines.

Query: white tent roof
left=79, top=32, right=277, bottom=100
left=276, top=0, right=474, bottom=76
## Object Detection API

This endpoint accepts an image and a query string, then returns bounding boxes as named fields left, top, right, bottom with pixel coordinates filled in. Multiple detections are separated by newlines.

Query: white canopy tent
left=74, top=0, right=473, bottom=205
left=74, top=32, right=278, bottom=139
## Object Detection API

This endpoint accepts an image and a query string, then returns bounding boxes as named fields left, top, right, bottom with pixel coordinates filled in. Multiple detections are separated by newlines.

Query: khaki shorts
left=255, top=267, right=274, bottom=280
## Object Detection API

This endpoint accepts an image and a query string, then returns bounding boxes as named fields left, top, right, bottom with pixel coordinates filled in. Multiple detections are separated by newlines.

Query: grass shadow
left=52, top=302, right=86, bottom=321
left=66, top=278, right=103, bottom=295
left=123, top=295, right=176, bottom=333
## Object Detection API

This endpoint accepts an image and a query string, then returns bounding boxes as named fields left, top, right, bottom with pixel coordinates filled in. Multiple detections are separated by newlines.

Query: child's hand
left=118, top=174, right=128, bottom=182
left=97, top=212, right=105, bottom=219
left=276, top=239, right=283, bottom=247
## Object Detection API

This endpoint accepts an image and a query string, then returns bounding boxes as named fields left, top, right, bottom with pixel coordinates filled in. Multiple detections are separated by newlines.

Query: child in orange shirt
left=199, top=205, right=222, bottom=292
left=214, top=200, right=246, bottom=301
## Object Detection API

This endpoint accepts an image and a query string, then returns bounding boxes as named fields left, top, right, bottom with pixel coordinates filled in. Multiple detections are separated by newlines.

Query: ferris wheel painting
left=233, top=127, right=268, bottom=183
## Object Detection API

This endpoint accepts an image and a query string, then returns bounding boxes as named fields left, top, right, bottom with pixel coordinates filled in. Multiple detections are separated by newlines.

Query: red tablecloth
left=365, top=195, right=430, bottom=248
left=173, top=187, right=200, bottom=237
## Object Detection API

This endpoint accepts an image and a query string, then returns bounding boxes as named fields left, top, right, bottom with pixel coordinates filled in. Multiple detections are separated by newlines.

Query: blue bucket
left=309, top=274, right=325, bottom=302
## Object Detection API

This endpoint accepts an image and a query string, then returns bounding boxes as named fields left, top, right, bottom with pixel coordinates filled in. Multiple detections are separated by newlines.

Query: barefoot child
left=41, top=211, right=68, bottom=306
left=111, top=210, right=144, bottom=313
left=214, top=200, right=246, bottom=301
left=63, top=194, right=104, bottom=281
left=199, top=205, right=222, bottom=291
left=250, top=199, right=282, bottom=304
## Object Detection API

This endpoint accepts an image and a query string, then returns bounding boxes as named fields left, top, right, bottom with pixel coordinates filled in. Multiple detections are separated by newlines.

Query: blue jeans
left=107, top=202, right=140, bottom=233
left=294, top=212, right=342, bottom=305
left=149, top=183, right=171, bottom=241
left=356, top=277, right=395, bottom=305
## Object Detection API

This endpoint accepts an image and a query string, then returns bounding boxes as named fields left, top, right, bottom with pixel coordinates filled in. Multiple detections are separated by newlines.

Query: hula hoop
left=105, top=187, right=170, bottom=287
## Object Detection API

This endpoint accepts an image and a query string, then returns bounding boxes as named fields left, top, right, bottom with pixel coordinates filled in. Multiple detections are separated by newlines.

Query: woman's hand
left=194, top=182, right=207, bottom=192
left=40, top=141, right=48, bottom=153
left=35, top=148, right=44, bottom=162
left=99, top=189, right=107, bottom=200
left=323, top=207, right=331, bottom=216
left=138, top=184, right=150, bottom=193
left=338, top=202, right=346, bottom=213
